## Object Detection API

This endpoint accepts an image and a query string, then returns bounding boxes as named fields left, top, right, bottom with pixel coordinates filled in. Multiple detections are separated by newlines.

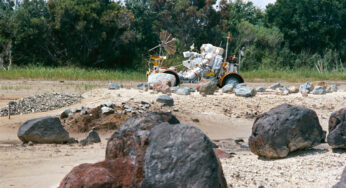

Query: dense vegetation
left=0, top=0, right=345, bottom=72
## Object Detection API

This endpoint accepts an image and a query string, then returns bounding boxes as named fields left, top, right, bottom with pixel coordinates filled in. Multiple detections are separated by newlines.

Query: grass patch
left=0, top=66, right=344, bottom=82
left=0, top=66, right=146, bottom=81
left=0, top=85, right=32, bottom=90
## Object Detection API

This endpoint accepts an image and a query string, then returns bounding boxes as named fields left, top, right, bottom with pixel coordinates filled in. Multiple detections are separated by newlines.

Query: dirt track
left=0, top=80, right=345, bottom=188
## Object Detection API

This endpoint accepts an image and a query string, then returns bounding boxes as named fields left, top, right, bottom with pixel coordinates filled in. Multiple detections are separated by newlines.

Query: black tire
left=222, top=74, right=244, bottom=87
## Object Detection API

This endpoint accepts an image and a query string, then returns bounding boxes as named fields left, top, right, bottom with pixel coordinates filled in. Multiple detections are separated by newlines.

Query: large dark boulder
left=18, top=116, right=69, bottom=144
left=333, top=167, right=346, bottom=188
left=249, top=104, right=325, bottom=158
left=327, top=108, right=346, bottom=148
left=59, top=112, right=227, bottom=188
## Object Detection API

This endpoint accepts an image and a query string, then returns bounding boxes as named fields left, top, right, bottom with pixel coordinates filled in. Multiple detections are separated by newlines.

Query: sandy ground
left=0, top=80, right=345, bottom=188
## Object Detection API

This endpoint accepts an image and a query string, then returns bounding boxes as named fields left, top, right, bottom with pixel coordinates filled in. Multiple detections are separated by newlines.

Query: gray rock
left=148, top=73, right=176, bottom=86
left=134, top=83, right=148, bottom=91
left=327, top=85, right=338, bottom=92
left=299, top=82, right=314, bottom=93
left=108, top=83, right=121, bottom=90
left=101, top=107, right=114, bottom=115
left=235, top=86, right=256, bottom=97
left=101, top=101, right=115, bottom=108
left=60, top=109, right=72, bottom=119
left=333, top=167, right=346, bottom=188
left=80, top=129, right=101, bottom=146
left=311, top=86, right=326, bottom=95
left=235, top=83, right=247, bottom=89
left=256, top=86, right=266, bottom=92
left=18, top=116, right=70, bottom=144
left=176, top=87, right=191, bottom=95
left=327, top=108, right=346, bottom=149
left=170, top=86, right=179, bottom=93
left=156, top=95, right=174, bottom=106
left=269, top=83, right=282, bottom=89
left=222, top=83, right=236, bottom=93
left=198, top=80, right=218, bottom=96
left=249, top=104, right=325, bottom=158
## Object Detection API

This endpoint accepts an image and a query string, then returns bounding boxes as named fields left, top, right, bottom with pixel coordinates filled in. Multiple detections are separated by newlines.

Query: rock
left=235, top=83, right=247, bottom=89
left=153, top=81, right=171, bottom=94
left=18, top=116, right=70, bottom=144
left=60, top=109, right=72, bottom=119
left=327, top=108, right=346, bottom=148
left=176, top=87, right=191, bottom=95
left=101, top=101, right=115, bottom=108
left=327, top=85, right=338, bottom=92
left=101, top=107, right=114, bottom=115
left=311, top=86, right=326, bottom=95
left=197, top=79, right=218, bottom=96
left=288, top=86, right=299, bottom=93
left=148, top=73, right=176, bottom=86
left=134, top=83, right=148, bottom=91
left=235, top=86, right=256, bottom=97
left=275, top=86, right=290, bottom=95
left=248, top=104, right=325, bottom=158
left=222, top=83, right=236, bottom=93
left=156, top=95, right=174, bottom=106
left=170, top=86, right=179, bottom=93
left=80, top=129, right=101, bottom=146
left=269, top=83, right=282, bottom=89
left=311, top=81, right=327, bottom=89
left=333, top=167, right=346, bottom=188
left=256, top=87, right=266, bottom=92
left=299, top=82, right=314, bottom=94
left=108, top=83, right=121, bottom=90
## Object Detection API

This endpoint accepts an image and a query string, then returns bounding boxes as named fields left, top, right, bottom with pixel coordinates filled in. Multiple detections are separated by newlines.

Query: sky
left=247, top=0, right=276, bottom=9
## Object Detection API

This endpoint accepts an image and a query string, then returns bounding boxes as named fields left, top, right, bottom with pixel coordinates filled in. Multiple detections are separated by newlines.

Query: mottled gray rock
left=235, top=83, right=247, bottom=89
left=141, top=123, right=226, bottom=188
left=327, top=108, right=346, bottom=148
left=101, top=107, right=114, bottom=115
left=80, top=129, right=101, bottom=146
left=256, top=87, right=266, bottom=92
left=134, top=83, right=148, bottom=91
left=312, top=86, right=326, bottom=95
left=176, top=87, right=191, bottom=95
left=249, top=104, right=325, bottom=158
left=198, top=80, right=218, bottom=96
left=148, top=73, right=176, bottom=86
left=269, top=83, right=282, bottom=89
left=18, top=116, right=70, bottom=144
left=327, top=85, right=338, bottom=92
left=235, top=86, right=256, bottom=97
left=156, top=95, right=174, bottom=106
left=108, top=83, right=121, bottom=90
left=222, top=83, right=236, bottom=93
left=333, top=168, right=346, bottom=188
left=299, top=82, right=314, bottom=93
left=170, top=86, right=179, bottom=93
left=60, top=109, right=72, bottom=119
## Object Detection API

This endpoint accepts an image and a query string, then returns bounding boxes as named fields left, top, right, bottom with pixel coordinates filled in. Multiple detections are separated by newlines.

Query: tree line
left=0, top=0, right=345, bottom=72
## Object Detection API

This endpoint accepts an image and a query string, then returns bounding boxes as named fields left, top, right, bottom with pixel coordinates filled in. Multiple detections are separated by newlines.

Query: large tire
left=221, top=73, right=244, bottom=87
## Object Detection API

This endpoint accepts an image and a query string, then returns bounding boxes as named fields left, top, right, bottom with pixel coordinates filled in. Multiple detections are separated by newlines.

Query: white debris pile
left=179, top=44, right=225, bottom=81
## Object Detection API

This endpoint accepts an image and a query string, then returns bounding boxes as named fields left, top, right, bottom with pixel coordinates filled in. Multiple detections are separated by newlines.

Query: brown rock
left=311, top=81, right=328, bottom=89
left=327, top=108, right=346, bottom=148
left=153, top=81, right=171, bottom=94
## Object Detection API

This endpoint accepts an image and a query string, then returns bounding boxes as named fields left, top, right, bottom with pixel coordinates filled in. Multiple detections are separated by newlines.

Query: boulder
left=312, top=86, right=326, bottom=95
left=176, top=87, right=191, bottom=95
left=222, top=83, right=236, bottom=93
left=235, top=83, right=247, bottom=89
left=256, top=87, right=266, bottom=92
left=249, top=104, right=325, bottom=158
left=134, top=83, right=148, bottom=91
left=156, top=95, right=174, bottom=106
left=235, top=86, right=256, bottom=97
left=327, top=85, right=338, bottom=92
left=108, top=83, right=121, bottom=90
left=18, top=116, right=70, bottom=144
left=269, top=83, right=282, bottom=90
left=327, top=108, right=346, bottom=148
left=60, top=112, right=227, bottom=188
left=311, top=81, right=327, bottom=89
left=60, top=109, right=72, bottom=119
left=197, top=79, right=218, bottom=96
left=153, top=81, right=171, bottom=94
left=80, top=129, right=101, bottom=146
left=148, top=73, right=176, bottom=86
left=333, top=167, right=346, bottom=188
left=299, top=82, right=314, bottom=93
left=101, top=107, right=114, bottom=115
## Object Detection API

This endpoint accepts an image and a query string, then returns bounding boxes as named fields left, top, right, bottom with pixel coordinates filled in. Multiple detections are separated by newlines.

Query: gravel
left=0, top=93, right=82, bottom=117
